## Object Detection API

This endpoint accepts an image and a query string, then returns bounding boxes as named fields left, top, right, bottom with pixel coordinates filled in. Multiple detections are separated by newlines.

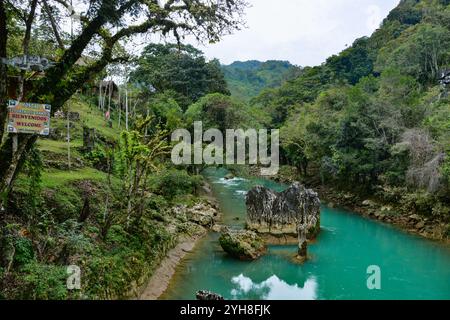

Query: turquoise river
left=161, top=168, right=450, bottom=300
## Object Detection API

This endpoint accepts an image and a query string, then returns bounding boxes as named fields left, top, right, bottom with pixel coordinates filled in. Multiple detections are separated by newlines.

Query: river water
left=161, top=168, right=450, bottom=300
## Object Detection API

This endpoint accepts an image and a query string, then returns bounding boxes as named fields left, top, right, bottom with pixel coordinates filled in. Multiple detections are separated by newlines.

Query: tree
left=280, top=104, right=314, bottom=176
left=130, top=43, right=229, bottom=110
left=112, top=117, right=171, bottom=230
left=148, top=90, right=184, bottom=132
left=326, top=37, right=375, bottom=85
left=0, top=0, right=248, bottom=208
left=185, top=93, right=254, bottom=132
left=251, top=65, right=330, bottom=126
left=376, top=23, right=450, bottom=84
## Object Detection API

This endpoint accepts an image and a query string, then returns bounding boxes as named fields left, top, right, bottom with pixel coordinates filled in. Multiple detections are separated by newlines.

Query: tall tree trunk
left=0, top=0, right=8, bottom=270
left=0, top=135, right=36, bottom=206
left=0, top=0, right=8, bottom=140
left=0, top=48, right=113, bottom=205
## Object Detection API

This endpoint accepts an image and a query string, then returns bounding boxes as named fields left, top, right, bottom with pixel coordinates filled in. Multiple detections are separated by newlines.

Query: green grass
left=14, top=167, right=109, bottom=195
left=71, top=96, right=121, bottom=141
left=36, top=94, right=121, bottom=165
left=37, top=139, right=83, bottom=155
left=41, top=167, right=109, bottom=189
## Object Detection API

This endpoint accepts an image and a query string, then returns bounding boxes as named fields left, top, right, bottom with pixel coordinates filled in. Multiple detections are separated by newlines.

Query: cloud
left=198, top=0, right=400, bottom=66
left=230, top=274, right=318, bottom=300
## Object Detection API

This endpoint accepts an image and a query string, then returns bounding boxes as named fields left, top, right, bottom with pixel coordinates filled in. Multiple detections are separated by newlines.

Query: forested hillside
left=222, top=60, right=302, bottom=100
left=0, top=0, right=245, bottom=299
left=0, top=0, right=449, bottom=301
left=249, top=0, right=450, bottom=231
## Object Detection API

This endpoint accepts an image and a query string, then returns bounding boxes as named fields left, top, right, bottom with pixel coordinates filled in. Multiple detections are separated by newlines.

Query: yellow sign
left=7, top=100, right=51, bottom=135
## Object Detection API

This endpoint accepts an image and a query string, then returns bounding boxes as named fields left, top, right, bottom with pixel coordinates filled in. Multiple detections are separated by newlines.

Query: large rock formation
left=245, top=182, right=321, bottom=260
left=219, top=229, right=266, bottom=261
left=246, top=182, right=321, bottom=238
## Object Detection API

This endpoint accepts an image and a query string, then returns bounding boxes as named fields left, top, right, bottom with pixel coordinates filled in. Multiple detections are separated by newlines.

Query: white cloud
left=197, top=0, right=400, bottom=66
left=231, top=274, right=318, bottom=300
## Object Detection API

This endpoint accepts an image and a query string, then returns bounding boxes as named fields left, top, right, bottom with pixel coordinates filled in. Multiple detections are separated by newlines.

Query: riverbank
left=138, top=182, right=221, bottom=300
left=159, top=167, right=450, bottom=300
left=313, top=185, right=449, bottom=243
left=238, top=165, right=449, bottom=243
left=139, top=233, right=206, bottom=300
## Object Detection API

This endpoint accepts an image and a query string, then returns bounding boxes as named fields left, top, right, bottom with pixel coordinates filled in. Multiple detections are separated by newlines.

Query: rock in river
left=219, top=229, right=266, bottom=261
left=245, top=182, right=321, bottom=240
left=224, top=173, right=235, bottom=180
left=246, top=182, right=321, bottom=261
left=196, top=290, right=224, bottom=300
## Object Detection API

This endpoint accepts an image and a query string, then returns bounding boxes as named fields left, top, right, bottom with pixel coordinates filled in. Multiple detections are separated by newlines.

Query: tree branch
left=42, top=0, right=65, bottom=50
left=23, top=0, right=39, bottom=56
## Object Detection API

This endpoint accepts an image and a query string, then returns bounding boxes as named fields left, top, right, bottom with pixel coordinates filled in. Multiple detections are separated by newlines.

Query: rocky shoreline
left=138, top=168, right=448, bottom=300
left=138, top=183, right=222, bottom=300
left=241, top=166, right=449, bottom=243
left=315, top=185, right=449, bottom=243
left=139, top=233, right=206, bottom=300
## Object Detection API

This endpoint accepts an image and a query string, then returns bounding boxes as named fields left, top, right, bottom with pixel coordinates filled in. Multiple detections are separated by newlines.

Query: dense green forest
left=0, top=0, right=449, bottom=300
left=0, top=0, right=247, bottom=299
left=250, top=0, right=450, bottom=222
left=222, top=60, right=302, bottom=101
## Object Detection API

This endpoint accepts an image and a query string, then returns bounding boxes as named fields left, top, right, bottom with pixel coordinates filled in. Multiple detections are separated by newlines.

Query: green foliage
left=130, top=43, right=229, bottom=110
left=83, top=220, right=176, bottom=299
left=148, top=91, right=184, bottom=131
left=151, top=169, right=203, bottom=201
left=252, top=66, right=331, bottom=126
left=376, top=23, right=450, bottom=84
left=400, top=191, right=436, bottom=217
left=185, top=93, right=259, bottom=130
left=13, top=238, right=35, bottom=267
left=23, top=146, right=44, bottom=216
left=385, top=0, right=423, bottom=25
left=18, top=262, right=68, bottom=300
left=443, top=152, right=450, bottom=181
left=253, top=0, right=450, bottom=203
left=223, top=60, right=302, bottom=100
left=84, top=146, right=108, bottom=172
left=327, top=37, right=374, bottom=85
left=422, top=97, right=450, bottom=148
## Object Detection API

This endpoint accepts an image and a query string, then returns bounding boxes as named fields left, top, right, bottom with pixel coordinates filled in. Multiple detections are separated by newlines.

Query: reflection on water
left=161, top=168, right=450, bottom=300
left=231, top=274, right=317, bottom=300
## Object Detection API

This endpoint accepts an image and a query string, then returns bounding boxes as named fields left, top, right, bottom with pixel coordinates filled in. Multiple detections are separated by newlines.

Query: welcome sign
left=7, top=100, right=51, bottom=136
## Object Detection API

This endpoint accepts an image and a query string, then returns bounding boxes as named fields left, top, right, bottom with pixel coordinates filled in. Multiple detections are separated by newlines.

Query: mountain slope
left=222, top=60, right=302, bottom=101
left=251, top=0, right=450, bottom=234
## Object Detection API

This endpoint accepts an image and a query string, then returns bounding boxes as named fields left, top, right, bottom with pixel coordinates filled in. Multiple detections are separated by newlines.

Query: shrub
left=151, top=169, right=203, bottom=200
left=18, top=262, right=68, bottom=300
left=84, top=147, right=109, bottom=172
left=13, top=238, right=35, bottom=267
left=400, top=191, right=435, bottom=216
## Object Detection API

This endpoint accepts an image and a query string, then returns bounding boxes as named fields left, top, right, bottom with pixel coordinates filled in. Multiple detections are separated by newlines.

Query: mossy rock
left=219, top=229, right=266, bottom=261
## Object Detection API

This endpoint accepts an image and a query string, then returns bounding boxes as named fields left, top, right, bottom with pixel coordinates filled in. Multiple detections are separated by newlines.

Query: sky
left=193, top=0, right=400, bottom=67
left=65, top=1, right=400, bottom=69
